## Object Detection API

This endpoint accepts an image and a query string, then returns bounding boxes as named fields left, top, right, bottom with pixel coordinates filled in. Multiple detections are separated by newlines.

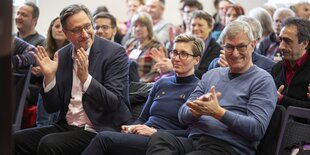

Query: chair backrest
left=256, top=105, right=286, bottom=155
left=12, top=65, right=32, bottom=132
left=275, top=106, right=310, bottom=155
left=128, top=82, right=154, bottom=123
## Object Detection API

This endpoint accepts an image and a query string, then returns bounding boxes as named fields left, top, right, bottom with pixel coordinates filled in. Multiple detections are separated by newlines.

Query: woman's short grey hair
left=220, top=20, right=254, bottom=44
left=273, top=8, right=295, bottom=20
left=237, top=15, right=262, bottom=41
left=248, top=7, right=274, bottom=37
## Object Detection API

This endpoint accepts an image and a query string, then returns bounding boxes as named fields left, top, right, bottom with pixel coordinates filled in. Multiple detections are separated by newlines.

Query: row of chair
left=257, top=105, right=310, bottom=155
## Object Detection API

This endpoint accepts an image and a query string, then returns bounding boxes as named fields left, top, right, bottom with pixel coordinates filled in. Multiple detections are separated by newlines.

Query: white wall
left=12, top=0, right=267, bottom=36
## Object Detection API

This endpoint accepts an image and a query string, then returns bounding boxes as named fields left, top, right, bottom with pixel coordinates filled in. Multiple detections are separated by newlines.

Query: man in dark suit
left=13, top=4, right=132, bottom=155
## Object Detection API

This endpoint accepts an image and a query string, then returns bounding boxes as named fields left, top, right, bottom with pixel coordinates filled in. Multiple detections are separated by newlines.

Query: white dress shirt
left=44, top=47, right=96, bottom=132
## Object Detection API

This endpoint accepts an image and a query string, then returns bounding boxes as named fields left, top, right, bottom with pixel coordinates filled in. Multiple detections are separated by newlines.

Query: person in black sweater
left=271, top=17, right=310, bottom=109
left=82, top=34, right=203, bottom=155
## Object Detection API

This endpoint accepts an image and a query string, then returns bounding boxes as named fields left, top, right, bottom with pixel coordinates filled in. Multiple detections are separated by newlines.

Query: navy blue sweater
left=135, top=74, right=199, bottom=130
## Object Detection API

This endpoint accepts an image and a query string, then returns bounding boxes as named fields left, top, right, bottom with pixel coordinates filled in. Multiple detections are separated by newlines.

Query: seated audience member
left=188, top=10, right=221, bottom=78
left=15, top=2, right=46, bottom=47
left=257, top=8, right=295, bottom=62
left=212, top=0, right=234, bottom=32
left=125, top=12, right=167, bottom=82
left=12, top=36, right=36, bottom=69
left=36, top=16, right=69, bottom=127
left=14, top=4, right=131, bottom=155
left=125, top=0, right=145, bottom=33
left=123, top=0, right=172, bottom=46
left=212, top=4, right=244, bottom=41
left=146, top=21, right=277, bottom=155
left=152, top=10, right=221, bottom=79
left=208, top=15, right=275, bottom=73
left=93, top=12, right=139, bottom=82
left=165, top=0, right=203, bottom=55
left=181, top=0, right=203, bottom=34
left=82, top=34, right=202, bottom=155
left=93, top=5, right=125, bottom=44
left=248, top=7, right=274, bottom=42
left=271, top=17, right=310, bottom=109
left=290, top=1, right=310, bottom=20
left=121, top=0, right=145, bottom=45
left=145, top=0, right=172, bottom=45
left=93, top=12, right=117, bottom=41
left=15, top=2, right=46, bottom=128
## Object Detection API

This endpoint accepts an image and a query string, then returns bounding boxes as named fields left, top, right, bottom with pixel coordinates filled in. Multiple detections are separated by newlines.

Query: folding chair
left=12, top=65, right=32, bottom=132
left=275, top=106, right=310, bottom=155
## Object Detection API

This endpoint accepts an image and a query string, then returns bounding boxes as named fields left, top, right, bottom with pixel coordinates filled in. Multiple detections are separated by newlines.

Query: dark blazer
left=195, top=37, right=222, bottom=79
left=42, top=36, right=132, bottom=131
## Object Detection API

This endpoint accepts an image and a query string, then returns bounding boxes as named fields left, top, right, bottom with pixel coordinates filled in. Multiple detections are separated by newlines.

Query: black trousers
left=146, top=131, right=239, bottom=155
left=13, top=123, right=96, bottom=155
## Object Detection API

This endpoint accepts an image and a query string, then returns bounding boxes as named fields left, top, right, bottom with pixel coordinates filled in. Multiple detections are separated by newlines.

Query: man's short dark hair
left=92, top=5, right=109, bottom=17
left=60, top=4, right=92, bottom=29
left=24, top=2, right=39, bottom=19
left=183, top=0, right=203, bottom=10
left=282, top=17, right=310, bottom=50
left=93, top=12, right=117, bottom=28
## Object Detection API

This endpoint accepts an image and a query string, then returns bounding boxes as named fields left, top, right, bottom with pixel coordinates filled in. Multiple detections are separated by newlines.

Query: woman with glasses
left=125, top=12, right=167, bottom=82
left=82, top=34, right=202, bottom=155
left=152, top=10, right=222, bottom=79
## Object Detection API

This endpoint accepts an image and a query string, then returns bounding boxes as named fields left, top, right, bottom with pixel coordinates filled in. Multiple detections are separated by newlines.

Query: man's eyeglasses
left=223, top=42, right=251, bottom=53
left=95, top=25, right=113, bottom=31
left=66, top=23, right=92, bottom=34
left=170, top=50, right=196, bottom=60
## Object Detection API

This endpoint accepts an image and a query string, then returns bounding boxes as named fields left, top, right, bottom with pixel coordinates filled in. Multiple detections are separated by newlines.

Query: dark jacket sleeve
left=195, top=39, right=221, bottom=79
left=12, top=37, right=36, bottom=68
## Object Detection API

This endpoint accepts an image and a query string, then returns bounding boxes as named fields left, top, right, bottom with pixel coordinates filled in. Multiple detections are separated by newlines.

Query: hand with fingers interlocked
left=186, top=86, right=226, bottom=120
left=121, top=124, right=157, bottom=136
